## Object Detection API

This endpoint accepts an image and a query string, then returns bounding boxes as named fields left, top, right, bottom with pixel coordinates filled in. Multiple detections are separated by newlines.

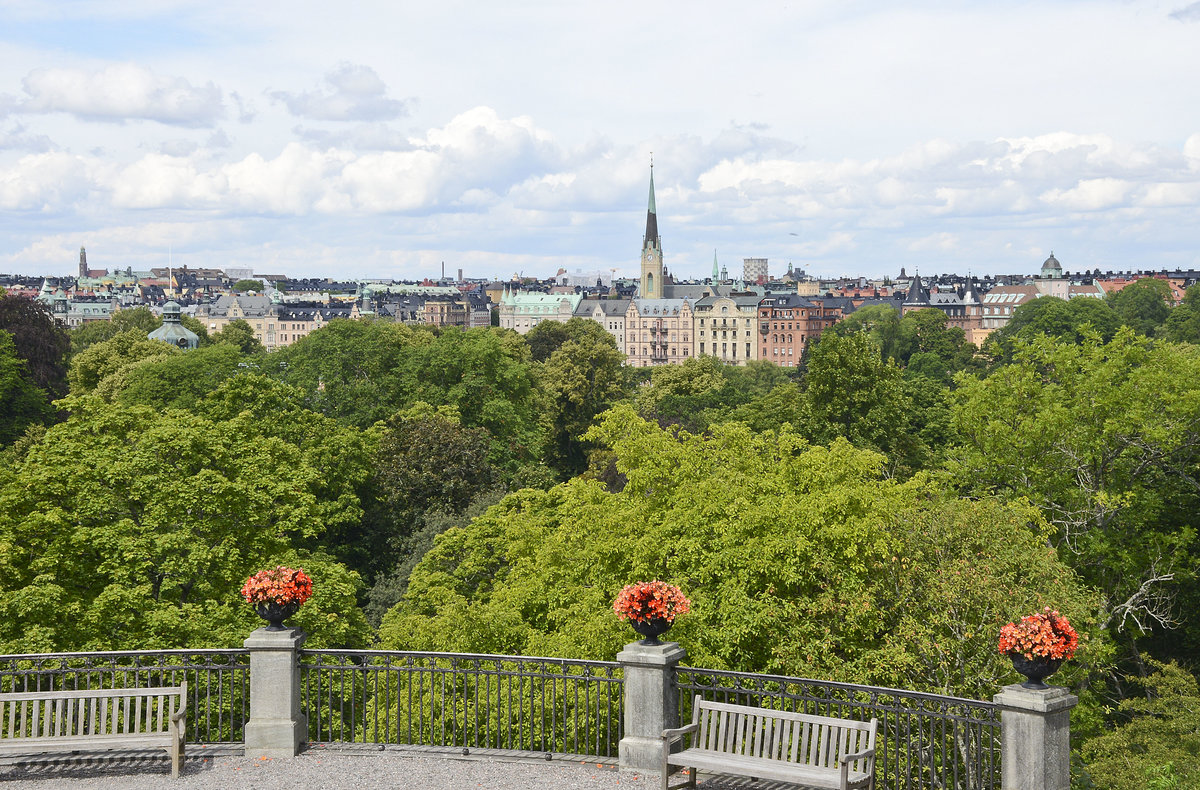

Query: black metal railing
left=0, top=650, right=250, bottom=743
left=299, top=650, right=623, bottom=758
left=675, top=667, right=1000, bottom=790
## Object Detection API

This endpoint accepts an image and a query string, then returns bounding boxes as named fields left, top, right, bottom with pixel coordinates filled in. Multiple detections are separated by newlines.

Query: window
left=700, top=343, right=705, bottom=353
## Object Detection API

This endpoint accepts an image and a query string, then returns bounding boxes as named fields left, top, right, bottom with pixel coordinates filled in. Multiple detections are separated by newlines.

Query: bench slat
left=668, top=698, right=877, bottom=790
left=671, top=749, right=873, bottom=789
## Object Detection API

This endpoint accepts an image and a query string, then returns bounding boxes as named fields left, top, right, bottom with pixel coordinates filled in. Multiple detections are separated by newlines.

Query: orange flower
left=241, top=566, right=314, bottom=607
left=998, top=607, right=1078, bottom=661
left=613, top=581, right=690, bottom=625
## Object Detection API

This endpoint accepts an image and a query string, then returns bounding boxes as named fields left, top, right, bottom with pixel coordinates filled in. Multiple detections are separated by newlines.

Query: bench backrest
left=689, top=696, right=877, bottom=774
left=0, top=684, right=187, bottom=741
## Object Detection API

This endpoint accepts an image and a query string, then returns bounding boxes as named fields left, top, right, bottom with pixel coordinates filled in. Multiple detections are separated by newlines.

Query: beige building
left=197, top=294, right=360, bottom=351
left=693, top=293, right=761, bottom=364
left=625, top=299, right=693, bottom=367
left=575, top=299, right=632, bottom=354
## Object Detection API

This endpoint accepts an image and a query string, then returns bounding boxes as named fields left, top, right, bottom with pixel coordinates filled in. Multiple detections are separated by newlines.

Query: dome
left=148, top=301, right=199, bottom=350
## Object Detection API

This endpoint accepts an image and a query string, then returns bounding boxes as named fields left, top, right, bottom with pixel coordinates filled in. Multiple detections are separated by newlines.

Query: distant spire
left=712, top=249, right=719, bottom=280
left=644, top=160, right=659, bottom=247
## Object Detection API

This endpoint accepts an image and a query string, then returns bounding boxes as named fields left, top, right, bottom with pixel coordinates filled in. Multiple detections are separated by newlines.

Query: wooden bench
left=0, top=683, right=187, bottom=777
left=661, top=696, right=877, bottom=790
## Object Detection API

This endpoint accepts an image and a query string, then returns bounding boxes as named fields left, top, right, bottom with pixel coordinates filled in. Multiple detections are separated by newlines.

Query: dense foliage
left=0, top=286, right=1196, bottom=781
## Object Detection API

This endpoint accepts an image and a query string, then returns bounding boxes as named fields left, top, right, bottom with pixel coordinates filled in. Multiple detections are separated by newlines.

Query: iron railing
left=0, top=650, right=250, bottom=743
left=299, top=650, right=623, bottom=758
left=675, top=666, right=1000, bottom=790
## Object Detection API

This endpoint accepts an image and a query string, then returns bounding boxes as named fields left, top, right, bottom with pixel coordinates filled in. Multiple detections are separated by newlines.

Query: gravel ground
left=0, top=750, right=790, bottom=790
left=0, top=752, right=648, bottom=790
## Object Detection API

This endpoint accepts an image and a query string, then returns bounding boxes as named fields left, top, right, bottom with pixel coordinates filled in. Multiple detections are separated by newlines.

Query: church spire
left=639, top=159, right=664, bottom=299
left=712, top=249, right=719, bottom=280
left=643, top=161, right=659, bottom=250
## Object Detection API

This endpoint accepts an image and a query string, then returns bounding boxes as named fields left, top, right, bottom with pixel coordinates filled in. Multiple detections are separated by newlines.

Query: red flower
left=613, top=581, right=690, bottom=625
left=998, top=607, right=1079, bottom=661
left=241, top=566, right=314, bottom=607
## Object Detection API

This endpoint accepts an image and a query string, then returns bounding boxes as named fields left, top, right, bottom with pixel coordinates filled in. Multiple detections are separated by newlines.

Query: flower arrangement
left=997, top=607, right=1079, bottom=661
left=613, top=580, right=691, bottom=625
left=241, top=566, right=314, bottom=607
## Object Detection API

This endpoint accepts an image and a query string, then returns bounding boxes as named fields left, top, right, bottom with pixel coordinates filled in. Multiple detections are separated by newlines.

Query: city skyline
left=2, top=1, right=1199, bottom=281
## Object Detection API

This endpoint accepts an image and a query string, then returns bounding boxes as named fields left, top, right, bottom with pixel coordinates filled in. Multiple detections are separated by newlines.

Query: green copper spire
left=643, top=162, right=659, bottom=247
left=712, top=249, right=719, bottom=279
left=647, top=164, right=656, bottom=216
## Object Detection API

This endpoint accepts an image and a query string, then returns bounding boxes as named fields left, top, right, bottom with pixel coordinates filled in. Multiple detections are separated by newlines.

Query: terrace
left=0, top=636, right=1068, bottom=789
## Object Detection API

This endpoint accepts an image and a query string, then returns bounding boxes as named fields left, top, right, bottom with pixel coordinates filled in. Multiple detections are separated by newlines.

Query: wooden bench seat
left=0, top=683, right=187, bottom=777
left=662, top=696, right=877, bottom=790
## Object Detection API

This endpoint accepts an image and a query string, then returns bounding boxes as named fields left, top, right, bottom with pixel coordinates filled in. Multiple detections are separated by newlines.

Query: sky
left=2, top=0, right=1199, bottom=282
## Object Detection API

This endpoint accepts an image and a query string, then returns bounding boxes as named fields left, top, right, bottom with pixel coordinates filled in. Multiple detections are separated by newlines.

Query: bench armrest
left=839, top=747, right=875, bottom=765
left=661, top=722, right=698, bottom=743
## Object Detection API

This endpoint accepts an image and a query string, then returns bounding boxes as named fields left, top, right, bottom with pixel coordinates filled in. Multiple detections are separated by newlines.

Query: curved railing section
left=298, top=650, right=624, bottom=759
left=675, top=666, right=1000, bottom=790
left=0, top=650, right=250, bottom=744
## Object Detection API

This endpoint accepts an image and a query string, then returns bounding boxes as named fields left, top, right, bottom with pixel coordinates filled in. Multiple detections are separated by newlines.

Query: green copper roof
left=643, top=165, right=659, bottom=247
left=712, top=249, right=719, bottom=279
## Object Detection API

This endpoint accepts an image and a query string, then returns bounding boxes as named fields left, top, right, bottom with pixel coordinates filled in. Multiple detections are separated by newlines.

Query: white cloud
left=1040, top=178, right=1133, bottom=211
left=0, top=151, right=92, bottom=210
left=19, top=63, right=225, bottom=127
left=269, top=63, right=409, bottom=122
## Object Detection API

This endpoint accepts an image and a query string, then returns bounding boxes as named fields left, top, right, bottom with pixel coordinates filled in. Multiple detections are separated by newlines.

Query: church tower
left=640, top=164, right=664, bottom=299
left=79, top=247, right=87, bottom=280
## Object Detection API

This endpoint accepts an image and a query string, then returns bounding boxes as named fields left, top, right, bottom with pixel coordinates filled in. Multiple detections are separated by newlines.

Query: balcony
left=0, top=646, right=1012, bottom=790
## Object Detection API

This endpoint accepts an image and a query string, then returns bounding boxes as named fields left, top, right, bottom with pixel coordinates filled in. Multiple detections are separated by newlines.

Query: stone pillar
left=244, top=628, right=308, bottom=758
left=993, top=684, right=1078, bottom=790
left=618, top=640, right=686, bottom=772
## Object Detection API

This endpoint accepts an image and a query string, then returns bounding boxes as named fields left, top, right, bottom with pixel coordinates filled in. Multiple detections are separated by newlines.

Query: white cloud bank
left=269, top=64, right=410, bottom=122
left=18, top=64, right=225, bottom=127
left=3, top=105, right=1199, bottom=278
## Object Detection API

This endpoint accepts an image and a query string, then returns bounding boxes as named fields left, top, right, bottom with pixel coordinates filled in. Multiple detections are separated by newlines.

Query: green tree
left=539, top=328, right=630, bottom=476
left=233, top=279, right=264, bottom=292
left=1107, top=278, right=1173, bottom=337
left=985, top=296, right=1120, bottom=364
left=832, top=304, right=902, bottom=361
left=66, top=330, right=179, bottom=396
left=1160, top=285, right=1200, bottom=345
left=801, top=330, right=911, bottom=464
left=379, top=406, right=1100, bottom=698
left=211, top=318, right=265, bottom=354
left=1081, top=661, right=1200, bottom=790
left=950, top=330, right=1200, bottom=663
left=0, top=331, right=52, bottom=445
left=0, top=389, right=371, bottom=651
left=0, top=293, right=70, bottom=398
left=271, top=319, right=436, bottom=427
left=96, top=344, right=245, bottom=411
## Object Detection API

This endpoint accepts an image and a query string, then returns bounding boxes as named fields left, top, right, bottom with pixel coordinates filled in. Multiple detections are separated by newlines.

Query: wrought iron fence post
left=244, top=628, right=308, bottom=757
left=993, top=683, right=1076, bottom=790
left=617, top=640, right=686, bottom=773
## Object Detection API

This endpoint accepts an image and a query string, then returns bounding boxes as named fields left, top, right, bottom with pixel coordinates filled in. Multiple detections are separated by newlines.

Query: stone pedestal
left=993, top=684, right=1077, bottom=790
left=618, top=640, right=686, bottom=772
left=244, top=627, right=308, bottom=758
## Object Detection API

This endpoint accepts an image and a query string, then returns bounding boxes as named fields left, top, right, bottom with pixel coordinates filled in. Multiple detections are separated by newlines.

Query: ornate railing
left=299, top=650, right=623, bottom=758
left=675, top=667, right=1000, bottom=790
left=0, top=650, right=250, bottom=743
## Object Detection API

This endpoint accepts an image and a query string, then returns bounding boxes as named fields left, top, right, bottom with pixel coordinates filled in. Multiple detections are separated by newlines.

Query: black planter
left=630, top=617, right=673, bottom=646
left=1010, top=653, right=1063, bottom=690
left=255, top=600, right=301, bottom=631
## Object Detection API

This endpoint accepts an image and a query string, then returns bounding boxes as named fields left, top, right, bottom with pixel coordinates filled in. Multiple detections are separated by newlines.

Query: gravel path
left=0, top=750, right=786, bottom=790
left=0, top=752, right=649, bottom=790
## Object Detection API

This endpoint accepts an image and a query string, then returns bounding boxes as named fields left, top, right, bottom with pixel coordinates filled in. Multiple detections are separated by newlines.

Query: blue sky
left=2, top=0, right=1199, bottom=280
